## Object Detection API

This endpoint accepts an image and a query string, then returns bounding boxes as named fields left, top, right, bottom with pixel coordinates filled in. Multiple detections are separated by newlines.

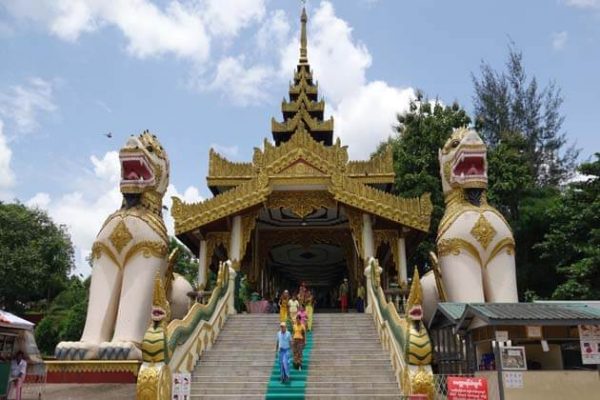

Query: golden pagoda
left=171, top=7, right=432, bottom=295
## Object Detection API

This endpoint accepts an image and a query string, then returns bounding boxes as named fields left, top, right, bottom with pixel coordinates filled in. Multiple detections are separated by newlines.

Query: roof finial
left=299, top=4, right=308, bottom=64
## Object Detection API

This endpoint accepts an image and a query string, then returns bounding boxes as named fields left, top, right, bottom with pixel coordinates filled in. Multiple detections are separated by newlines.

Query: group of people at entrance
left=276, top=282, right=313, bottom=383
left=337, top=278, right=366, bottom=313
left=278, top=282, right=314, bottom=331
left=275, top=279, right=367, bottom=383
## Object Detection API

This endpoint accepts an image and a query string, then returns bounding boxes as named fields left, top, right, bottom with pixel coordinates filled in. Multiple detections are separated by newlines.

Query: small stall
left=429, top=302, right=600, bottom=400
left=0, top=310, right=44, bottom=399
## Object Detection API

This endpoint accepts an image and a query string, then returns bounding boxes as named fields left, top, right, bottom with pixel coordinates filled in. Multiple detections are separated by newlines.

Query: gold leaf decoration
left=470, top=214, right=497, bottom=249
left=109, top=221, right=133, bottom=253
left=267, top=191, right=335, bottom=218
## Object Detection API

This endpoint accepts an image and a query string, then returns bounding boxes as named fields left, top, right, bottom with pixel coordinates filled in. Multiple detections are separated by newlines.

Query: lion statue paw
left=55, top=341, right=100, bottom=360
left=98, top=341, right=143, bottom=360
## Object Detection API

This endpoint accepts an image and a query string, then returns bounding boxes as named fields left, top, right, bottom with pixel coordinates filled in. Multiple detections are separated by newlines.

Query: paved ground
left=22, top=383, right=136, bottom=400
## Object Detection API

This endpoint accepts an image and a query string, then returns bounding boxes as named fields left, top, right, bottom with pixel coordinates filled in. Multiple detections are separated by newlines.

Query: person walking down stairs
left=292, top=315, right=306, bottom=370
left=279, top=290, right=290, bottom=323
left=276, top=321, right=292, bottom=383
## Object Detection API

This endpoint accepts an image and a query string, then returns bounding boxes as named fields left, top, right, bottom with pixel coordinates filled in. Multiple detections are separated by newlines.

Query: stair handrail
left=136, top=260, right=236, bottom=400
left=364, top=257, right=434, bottom=399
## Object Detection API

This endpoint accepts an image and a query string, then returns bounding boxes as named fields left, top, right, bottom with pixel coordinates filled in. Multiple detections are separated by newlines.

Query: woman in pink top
left=297, top=305, right=308, bottom=328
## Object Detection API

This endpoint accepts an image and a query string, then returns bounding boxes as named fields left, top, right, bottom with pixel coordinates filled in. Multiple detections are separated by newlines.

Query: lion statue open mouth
left=55, top=131, right=192, bottom=361
left=422, top=127, right=518, bottom=323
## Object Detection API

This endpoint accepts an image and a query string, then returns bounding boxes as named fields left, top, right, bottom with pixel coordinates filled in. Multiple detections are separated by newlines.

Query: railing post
left=364, top=261, right=373, bottom=314
left=227, top=265, right=237, bottom=315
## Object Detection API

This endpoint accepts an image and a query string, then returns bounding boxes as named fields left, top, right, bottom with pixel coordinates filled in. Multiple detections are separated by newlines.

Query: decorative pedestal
left=45, top=360, right=141, bottom=383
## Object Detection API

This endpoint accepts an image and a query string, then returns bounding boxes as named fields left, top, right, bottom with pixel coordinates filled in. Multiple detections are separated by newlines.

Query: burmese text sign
left=447, top=376, right=488, bottom=400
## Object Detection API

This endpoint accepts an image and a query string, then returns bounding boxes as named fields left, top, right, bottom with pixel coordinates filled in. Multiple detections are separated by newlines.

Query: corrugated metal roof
left=437, top=303, right=467, bottom=320
left=455, top=302, right=600, bottom=332
left=468, top=303, right=600, bottom=321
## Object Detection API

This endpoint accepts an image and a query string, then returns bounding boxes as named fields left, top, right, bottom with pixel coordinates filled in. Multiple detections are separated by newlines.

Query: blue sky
left=0, top=0, right=598, bottom=275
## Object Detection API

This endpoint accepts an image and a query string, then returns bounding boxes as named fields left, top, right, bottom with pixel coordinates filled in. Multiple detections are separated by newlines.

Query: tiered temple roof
left=172, top=8, right=433, bottom=253
left=271, top=7, right=334, bottom=146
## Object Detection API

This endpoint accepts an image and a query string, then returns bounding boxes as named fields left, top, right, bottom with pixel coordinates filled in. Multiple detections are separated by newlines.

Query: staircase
left=190, top=313, right=401, bottom=399
left=191, top=314, right=279, bottom=399
left=305, top=313, right=401, bottom=399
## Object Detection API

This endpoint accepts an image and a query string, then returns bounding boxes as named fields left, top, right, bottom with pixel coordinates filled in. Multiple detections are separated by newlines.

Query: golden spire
left=299, top=6, right=308, bottom=64
left=407, top=267, right=423, bottom=308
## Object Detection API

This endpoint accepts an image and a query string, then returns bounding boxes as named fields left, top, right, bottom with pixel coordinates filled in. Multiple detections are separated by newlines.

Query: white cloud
left=4, top=1, right=213, bottom=62
left=0, top=77, right=57, bottom=133
left=0, top=120, right=16, bottom=199
left=552, top=31, right=568, bottom=51
left=203, top=0, right=266, bottom=37
left=4, top=0, right=269, bottom=63
left=26, top=150, right=202, bottom=276
left=256, top=9, right=290, bottom=51
left=210, top=143, right=239, bottom=158
left=207, top=56, right=273, bottom=106
left=333, top=82, right=414, bottom=159
left=25, top=192, right=51, bottom=209
left=564, top=0, right=600, bottom=9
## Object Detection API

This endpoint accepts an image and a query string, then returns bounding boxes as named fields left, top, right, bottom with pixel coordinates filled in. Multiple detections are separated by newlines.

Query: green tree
left=0, top=202, right=75, bottom=313
left=34, top=276, right=89, bottom=355
left=379, top=95, right=471, bottom=267
left=536, top=154, right=600, bottom=300
left=471, top=44, right=582, bottom=300
left=168, top=237, right=198, bottom=285
left=472, top=43, right=578, bottom=187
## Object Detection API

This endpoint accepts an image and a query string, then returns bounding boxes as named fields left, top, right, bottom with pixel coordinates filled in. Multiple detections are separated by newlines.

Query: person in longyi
left=288, top=293, right=300, bottom=323
left=275, top=322, right=292, bottom=383
left=339, top=278, right=349, bottom=313
left=279, top=290, right=290, bottom=323
left=305, top=290, right=314, bottom=331
left=356, top=281, right=365, bottom=313
left=297, top=281, right=308, bottom=306
left=291, top=314, right=306, bottom=370
left=297, top=305, right=308, bottom=328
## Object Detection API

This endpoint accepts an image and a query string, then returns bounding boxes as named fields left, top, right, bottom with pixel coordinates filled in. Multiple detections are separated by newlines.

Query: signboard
left=447, top=376, right=488, bottom=400
left=578, top=324, right=600, bottom=365
left=499, top=346, right=527, bottom=370
left=503, top=371, right=524, bottom=389
left=172, top=372, right=191, bottom=400
left=495, top=330, right=509, bottom=343
left=526, top=326, right=542, bottom=338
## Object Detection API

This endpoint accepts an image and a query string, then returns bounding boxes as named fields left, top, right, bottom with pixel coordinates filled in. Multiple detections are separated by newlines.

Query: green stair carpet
left=265, top=331, right=313, bottom=400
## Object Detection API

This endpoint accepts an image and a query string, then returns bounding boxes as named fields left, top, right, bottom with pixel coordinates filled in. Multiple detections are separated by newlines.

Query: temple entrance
left=268, top=242, right=351, bottom=311
left=241, top=201, right=361, bottom=312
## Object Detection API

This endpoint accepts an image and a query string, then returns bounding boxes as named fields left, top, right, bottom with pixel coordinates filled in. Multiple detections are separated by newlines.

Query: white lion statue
left=422, top=127, right=518, bottom=322
left=56, top=131, right=193, bottom=360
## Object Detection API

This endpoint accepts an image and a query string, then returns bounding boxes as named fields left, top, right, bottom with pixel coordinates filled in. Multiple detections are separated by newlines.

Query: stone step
left=190, top=394, right=263, bottom=399
left=193, top=376, right=270, bottom=383
left=307, top=375, right=397, bottom=383
left=200, top=356, right=276, bottom=362
left=196, top=361, right=274, bottom=367
left=305, top=388, right=401, bottom=395
left=309, top=356, right=390, bottom=361
left=305, top=382, right=398, bottom=389
left=305, top=395, right=401, bottom=399
left=305, top=366, right=393, bottom=373
left=192, top=384, right=268, bottom=394
left=193, top=370, right=271, bottom=377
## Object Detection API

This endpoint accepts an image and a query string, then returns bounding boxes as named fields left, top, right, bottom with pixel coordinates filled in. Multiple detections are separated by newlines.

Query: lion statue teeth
left=55, top=131, right=193, bottom=361
left=422, top=127, right=518, bottom=323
